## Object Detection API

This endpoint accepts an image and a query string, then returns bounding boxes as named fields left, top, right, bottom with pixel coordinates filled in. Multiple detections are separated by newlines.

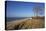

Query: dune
left=6, top=17, right=45, bottom=30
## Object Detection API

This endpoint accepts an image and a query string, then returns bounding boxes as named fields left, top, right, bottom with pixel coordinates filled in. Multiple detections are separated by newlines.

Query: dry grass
left=6, top=17, right=45, bottom=30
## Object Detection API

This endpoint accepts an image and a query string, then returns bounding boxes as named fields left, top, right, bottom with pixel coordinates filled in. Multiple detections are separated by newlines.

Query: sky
left=6, top=1, right=44, bottom=17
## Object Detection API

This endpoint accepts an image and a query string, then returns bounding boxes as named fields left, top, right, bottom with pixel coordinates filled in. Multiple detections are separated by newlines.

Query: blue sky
left=6, top=1, right=44, bottom=17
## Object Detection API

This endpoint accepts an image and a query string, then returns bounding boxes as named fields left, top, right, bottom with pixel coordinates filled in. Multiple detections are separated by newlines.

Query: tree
left=33, top=6, right=44, bottom=17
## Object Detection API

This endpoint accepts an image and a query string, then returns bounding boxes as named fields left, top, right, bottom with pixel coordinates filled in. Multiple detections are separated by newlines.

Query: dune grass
left=6, top=17, right=45, bottom=30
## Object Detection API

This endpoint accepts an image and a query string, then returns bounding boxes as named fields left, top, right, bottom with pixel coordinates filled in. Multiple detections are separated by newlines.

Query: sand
left=6, top=17, right=44, bottom=30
